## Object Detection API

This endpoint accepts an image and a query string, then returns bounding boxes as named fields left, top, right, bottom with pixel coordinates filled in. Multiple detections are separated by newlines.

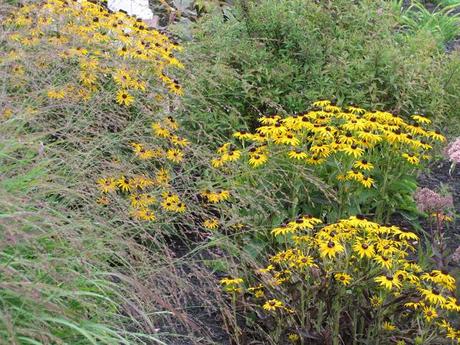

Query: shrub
left=179, top=0, right=460, bottom=141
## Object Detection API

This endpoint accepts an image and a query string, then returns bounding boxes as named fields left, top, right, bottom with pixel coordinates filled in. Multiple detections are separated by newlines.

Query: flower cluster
left=212, top=101, right=444, bottom=190
left=446, top=137, right=460, bottom=164
left=97, top=117, right=231, bottom=224
left=2, top=0, right=183, bottom=112
left=241, top=215, right=460, bottom=343
left=414, top=187, right=453, bottom=214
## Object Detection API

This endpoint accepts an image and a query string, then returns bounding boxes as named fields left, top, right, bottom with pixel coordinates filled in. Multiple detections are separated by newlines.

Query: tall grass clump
left=0, top=0, right=235, bottom=343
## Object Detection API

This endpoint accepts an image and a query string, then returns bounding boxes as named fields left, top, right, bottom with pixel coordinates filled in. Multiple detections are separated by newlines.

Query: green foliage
left=400, top=1, right=460, bottom=45
left=179, top=0, right=460, bottom=142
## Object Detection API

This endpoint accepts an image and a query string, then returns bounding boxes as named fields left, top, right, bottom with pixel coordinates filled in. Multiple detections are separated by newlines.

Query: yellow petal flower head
left=319, top=240, right=344, bottom=259
left=374, top=275, right=402, bottom=291
left=97, top=177, right=117, bottom=193
left=401, top=153, right=420, bottom=165
left=353, top=159, right=374, bottom=171
left=263, top=299, right=284, bottom=311
left=423, top=306, right=438, bottom=322
left=249, top=153, right=268, bottom=167
left=334, top=273, right=352, bottom=286
left=411, top=114, right=431, bottom=124
left=117, top=176, right=132, bottom=192
left=116, top=89, right=134, bottom=106
left=203, top=218, right=219, bottom=230
left=166, top=149, right=184, bottom=163
left=352, top=239, right=375, bottom=259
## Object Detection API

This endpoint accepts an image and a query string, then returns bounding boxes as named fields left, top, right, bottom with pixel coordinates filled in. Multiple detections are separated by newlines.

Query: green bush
left=179, top=0, right=460, bottom=142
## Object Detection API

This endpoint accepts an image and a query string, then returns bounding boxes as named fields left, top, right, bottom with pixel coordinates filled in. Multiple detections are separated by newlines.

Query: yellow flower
left=319, top=240, right=344, bottom=259
left=353, top=159, right=374, bottom=171
left=421, top=270, right=456, bottom=291
left=334, top=273, right=352, bottom=285
left=426, top=130, right=445, bottom=142
left=155, top=168, right=170, bottom=185
left=97, top=177, right=117, bottom=193
left=374, top=275, right=401, bottom=291
left=288, top=333, right=300, bottom=343
left=203, top=218, right=219, bottom=230
left=382, top=321, right=396, bottom=331
left=313, top=99, right=331, bottom=107
left=112, top=68, right=132, bottom=88
left=47, top=88, right=66, bottom=99
left=341, top=144, right=364, bottom=158
left=401, top=153, right=420, bottom=165
left=117, top=176, right=132, bottom=192
left=370, top=295, right=383, bottom=308
left=360, top=176, right=374, bottom=188
left=116, top=89, right=134, bottom=106
left=222, top=149, right=241, bottom=162
left=288, top=150, right=308, bottom=160
left=352, top=240, right=375, bottom=259
left=129, top=193, right=156, bottom=208
left=423, top=306, right=438, bottom=322
left=418, top=287, right=447, bottom=305
left=170, top=135, right=189, bottom=147
left=220, top=277, right=243, bottom=293
left=263, top=299, right=284, bottom=311
left=411, top=114, right=431, bottom=124
left=152, top=123, right=171, bottom=138
left=249, top=153, right=268, bottom=167
left=220, top=277, right=243, bottom=286
left=166, top=149, right=184, bottom=163
left=131, top=207, right=156, bottom=221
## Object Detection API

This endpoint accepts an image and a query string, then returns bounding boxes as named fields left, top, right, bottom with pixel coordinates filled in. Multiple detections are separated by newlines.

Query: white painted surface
left=107, top=0, right=154, bottom=20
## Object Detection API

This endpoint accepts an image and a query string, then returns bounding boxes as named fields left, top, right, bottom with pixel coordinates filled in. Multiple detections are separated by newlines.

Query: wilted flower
left=445, top=137, right=460, bottom=164
left=414, top=188, right=453, bottom=214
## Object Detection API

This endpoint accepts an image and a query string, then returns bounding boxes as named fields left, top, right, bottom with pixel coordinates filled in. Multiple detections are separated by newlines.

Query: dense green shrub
left=179, top=0, right=460, bottom=142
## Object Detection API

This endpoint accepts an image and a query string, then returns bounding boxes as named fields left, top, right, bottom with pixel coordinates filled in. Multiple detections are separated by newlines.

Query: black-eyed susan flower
left=382, top=322, right=396, bottom=331
left=374, top=275, right=401, bottom=291
left=129, top=193, right=156, bottom=208
left=352, top=239, right=375, bottom=259
left=334, top=272, right=352, bottom=285
left=97, top=177, right=117, bottom=193
left=341, top=144, right=364, bottom=158
left=288, top=333, right=300, bottom=343
left=319, top=240, right=344, bottom=259
left=402, top=153, right=420, bottom=165
left=152, top=122, right=171, bottom=138
left=411, top=114, right=431, bottom=124
left=166, top=148, right=184, bottom=163
left=47, top=88, right=66, bottom=99
left=116, top=89, right=134, bottom=106
left=423, top=306, right=438, bottom=322
left=249, top=153, right=268, bottom=167
left=288, top=150, right=307, bottom=160
left=220, top=277, right=243, bottom=293
left=370, top=295, right=383, bottom=308
left=353, top=159, right=374, bottom=171
left=418, top=288, right=447, bottom=305
left=203, top=218, right=219, bottom=230
left=360, top=176, right=374, bottom=188
left=117, top=176, right=132, bottom=192
left=427, top=130, right=445, bottom=142
left=263, top=299, right=284, bottom=311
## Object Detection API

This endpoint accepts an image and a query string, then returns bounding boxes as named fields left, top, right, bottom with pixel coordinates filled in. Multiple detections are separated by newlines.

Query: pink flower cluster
left=446, top=137, right=460, bottom=163
left=414, top=187, right=453, bottom=213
